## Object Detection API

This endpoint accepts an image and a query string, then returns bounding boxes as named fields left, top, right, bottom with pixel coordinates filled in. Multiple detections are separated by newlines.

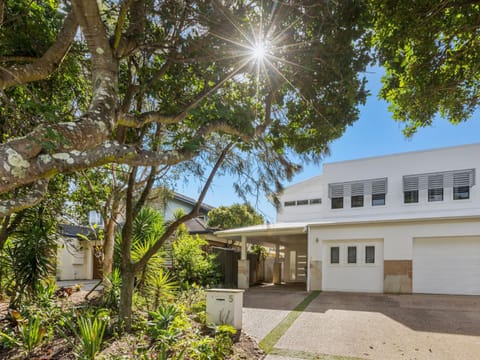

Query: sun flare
left=252, top=42, right=266, bottom=60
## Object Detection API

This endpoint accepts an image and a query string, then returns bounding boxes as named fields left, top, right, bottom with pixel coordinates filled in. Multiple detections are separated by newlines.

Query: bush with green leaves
left=0, top=312, right=49, bottom=356
left=102, top=268, right=122, bottom=312
left=172, top=226, right=220, bottom=287
left=62, top=308, right=110, bottom=360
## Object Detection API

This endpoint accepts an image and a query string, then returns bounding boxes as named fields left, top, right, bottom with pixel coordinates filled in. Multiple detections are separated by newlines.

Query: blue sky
left=176, top=67, right=480, bottom=222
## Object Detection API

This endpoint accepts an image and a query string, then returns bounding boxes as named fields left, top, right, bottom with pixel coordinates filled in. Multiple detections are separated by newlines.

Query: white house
left=216, top=143, right=480, bottom=295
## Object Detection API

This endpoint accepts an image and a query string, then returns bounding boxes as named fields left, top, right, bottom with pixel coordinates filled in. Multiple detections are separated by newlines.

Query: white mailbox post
left=205, top=289, right=244, bottom=330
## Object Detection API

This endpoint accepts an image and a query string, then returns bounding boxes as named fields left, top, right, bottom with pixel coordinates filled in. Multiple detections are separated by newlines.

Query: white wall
left=309, top=218, right=480, bottom=263
left=56, top=238, right=93, bottom=280
left=278, top=144, right=480, bottom=223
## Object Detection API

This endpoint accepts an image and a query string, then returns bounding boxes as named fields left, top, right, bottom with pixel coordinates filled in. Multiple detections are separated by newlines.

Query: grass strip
left=259, top=291, right=320, bottom=353
left=270, top=348, right=365, bottom=360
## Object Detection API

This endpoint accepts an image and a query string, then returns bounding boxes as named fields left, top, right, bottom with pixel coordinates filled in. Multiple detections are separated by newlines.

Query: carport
left=215, top=222, right=308, bottom=289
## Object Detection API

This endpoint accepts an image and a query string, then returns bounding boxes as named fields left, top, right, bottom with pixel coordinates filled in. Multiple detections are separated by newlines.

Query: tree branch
left=0, top=8, right=78, bottom=90
left=133, top=142, right=234, bottom=272
left=0, top=180, right=49, bottom=217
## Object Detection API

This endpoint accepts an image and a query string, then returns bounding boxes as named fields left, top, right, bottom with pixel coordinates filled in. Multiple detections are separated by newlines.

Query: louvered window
left=453, top=172, right=471, bottom=200
left=428, top=174, right=444, bottom=202
left=351, top=183, right=364, bottom=208
left=371, top=179, right=387, bottom=206
left=403, top=176, right=419, bottom=203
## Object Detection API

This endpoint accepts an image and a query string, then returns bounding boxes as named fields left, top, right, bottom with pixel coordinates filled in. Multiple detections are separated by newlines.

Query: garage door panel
left=413, top=237, right=480, bottom=295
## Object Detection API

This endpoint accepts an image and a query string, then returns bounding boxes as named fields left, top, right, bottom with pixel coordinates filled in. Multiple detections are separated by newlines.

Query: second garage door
left=322, top=240, right=384, bottom=292
left=413, top=237, right=480, bottom=295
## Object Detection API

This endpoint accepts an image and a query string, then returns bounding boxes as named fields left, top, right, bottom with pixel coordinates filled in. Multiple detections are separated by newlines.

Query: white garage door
left=322, top=240, right=384, bottom=292
left=413, top=237, right=480, bottom=295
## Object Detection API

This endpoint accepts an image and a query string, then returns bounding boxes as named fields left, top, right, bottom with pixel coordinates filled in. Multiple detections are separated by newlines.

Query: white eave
left=215, top=222, right=308, bottom=238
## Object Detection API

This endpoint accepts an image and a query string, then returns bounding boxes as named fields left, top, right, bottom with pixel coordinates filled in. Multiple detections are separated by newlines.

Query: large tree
left=207, top=203, right=263, bottom=230
left=0, top=0, right=369, bottom=215
left=1, top=0, right=371, bottom=329
left=369, top=0, right=480, bottom=136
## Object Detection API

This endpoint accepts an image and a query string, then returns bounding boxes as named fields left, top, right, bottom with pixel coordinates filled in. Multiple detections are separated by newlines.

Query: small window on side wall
left=454, top=186, right=470, bottom=200
left=404, top=190, right=418, bottom=203
left=347, top=246, right=357, bottom=264
left=330, top=247, right=340, bottom=264
left=365, top=246, right=375, bottom=264
left=372, top=193, right=385, bottom=206
left=351, top=195, right=364, bottom=208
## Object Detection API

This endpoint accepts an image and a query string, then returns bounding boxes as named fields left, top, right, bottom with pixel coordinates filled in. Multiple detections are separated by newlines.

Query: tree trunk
left=119, top=267, right=135, bottom=332
left=102, top=218, right=116, bottom=282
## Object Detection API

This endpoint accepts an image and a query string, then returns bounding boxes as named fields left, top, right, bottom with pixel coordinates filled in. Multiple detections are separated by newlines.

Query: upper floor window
left=330, top=184, right=344, bottom=209
left=404, top=169, right=475, bottom=204
left=428, top=174, right=444, bottom=202
left=453, top=172, right=472, bottom=200
left=351, top=183, right=364, bottom=208
left=403, top=176, right=419, bottom=203
left=365, top=246, right=375, bottom=264
left=371, top=179, right=387, bottom=206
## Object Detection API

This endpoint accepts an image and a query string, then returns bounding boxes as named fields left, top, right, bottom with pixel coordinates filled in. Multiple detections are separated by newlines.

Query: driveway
left=243, top=287, right=480, bottom=360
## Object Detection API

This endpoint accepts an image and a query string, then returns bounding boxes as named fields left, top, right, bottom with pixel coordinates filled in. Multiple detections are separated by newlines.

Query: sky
left=175, top=67, right=480, bottom=222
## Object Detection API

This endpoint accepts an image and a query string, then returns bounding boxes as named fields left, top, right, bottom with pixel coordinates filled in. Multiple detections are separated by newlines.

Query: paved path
left=243, top=287, right=480, bottom=360
left=57, top=279, right=103, bottom=291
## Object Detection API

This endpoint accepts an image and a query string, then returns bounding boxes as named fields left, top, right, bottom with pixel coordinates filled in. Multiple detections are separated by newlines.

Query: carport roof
left=215, top=222, right=308, bottom=241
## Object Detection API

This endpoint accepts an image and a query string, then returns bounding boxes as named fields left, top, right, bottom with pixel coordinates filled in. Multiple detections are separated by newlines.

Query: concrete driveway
left=243, top=287, right=480, bottom=360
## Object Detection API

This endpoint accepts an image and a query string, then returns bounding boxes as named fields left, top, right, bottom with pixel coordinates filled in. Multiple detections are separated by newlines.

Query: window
left=403, top=176, right=419, bottom=203
left=372, top=179, right=387, bottom=206
left=329, top=184, right=344, bottom=209
left=453, top=172, right=471, bottom=200
left=428, top=174, right=444, bottom=202
left=404, top=190, right=418, bottom=203
left=347, top=246, right=357, bottom=264
left=310, top=198, right=322, bottom=204
left=284, top=201, right=296, bottom=207
left=331, top=197, right=343, bottom=209
left=365, top=246, right=375, bottom=264
left=351, top=195, right=364, bottom=207
left=296, top=199, right=308, bottom=206
left=351, top=182, right=364, bottom=208
left=372, top=193, right=385, bottom=206
left=330, top=247, right=339, bottom=264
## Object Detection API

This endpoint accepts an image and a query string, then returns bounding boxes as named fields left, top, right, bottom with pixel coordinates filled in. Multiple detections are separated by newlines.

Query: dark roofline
left=172, top=192, right=214, bottom=212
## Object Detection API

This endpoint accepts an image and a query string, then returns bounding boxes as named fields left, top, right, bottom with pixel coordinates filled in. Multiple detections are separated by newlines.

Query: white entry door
left=413, top=237, right=480, bottom=295
left=322, top=240, right=384, bottom=292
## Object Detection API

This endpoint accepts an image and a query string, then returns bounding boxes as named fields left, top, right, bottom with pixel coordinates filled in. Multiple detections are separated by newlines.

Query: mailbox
left=205, top=289, right=244, bottom=330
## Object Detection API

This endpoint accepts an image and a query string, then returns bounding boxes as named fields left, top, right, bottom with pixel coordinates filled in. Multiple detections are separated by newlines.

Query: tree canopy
left=0, top=0, right=370, bottom=216
left=369, top=0, right=480, bottom=136
left=207, top=203, right=263, bottom=230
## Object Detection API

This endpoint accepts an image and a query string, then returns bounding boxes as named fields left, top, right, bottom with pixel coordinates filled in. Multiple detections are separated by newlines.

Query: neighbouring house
left=216, top=143, right=480, bottom=295
left=56, top=191, right=223, bottom=281
left=56, top=224, right=102, bottom=280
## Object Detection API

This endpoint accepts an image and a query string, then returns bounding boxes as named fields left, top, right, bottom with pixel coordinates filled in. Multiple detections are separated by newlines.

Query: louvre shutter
left=453, top=170, right=475, bottom=187
left=428, top=174, right=444, bottom=189
left=329, top=184, right=344, bottom=198
left=372, top=178, right=387, bottom=195
left=403, top=176, right=419, bottom=192
left=351, top=182, right=364, bottom=196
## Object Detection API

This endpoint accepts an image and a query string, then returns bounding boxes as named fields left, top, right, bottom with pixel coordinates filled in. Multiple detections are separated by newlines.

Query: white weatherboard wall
left=56, top=238, right=93, bottom=280
left=413, top=236, right=480, bottom=295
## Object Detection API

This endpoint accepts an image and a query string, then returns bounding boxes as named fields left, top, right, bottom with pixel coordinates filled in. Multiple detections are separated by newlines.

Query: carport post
left=273, top=242, right=281, bottom=284
left=238, top=235, right=250, bottom=289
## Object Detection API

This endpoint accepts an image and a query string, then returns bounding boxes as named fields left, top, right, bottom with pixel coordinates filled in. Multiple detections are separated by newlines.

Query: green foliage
left=207, top=203, right=264, bottom=230
left=0, top=314, right=49, bottom=356
left=102, top=268, right=122, bottom=312
left=147, top=269, right=178, bottom=310
left=4, top=206, right=58, bottom=306
left=172, top=230, right=220, bottom=287
left=147, top=304, right=182, bottom=339
left=64, top=309, right=110, bottom=360
left=251, top=244, right=268, bottom=261
left=369, top=0, right=480, bottom=136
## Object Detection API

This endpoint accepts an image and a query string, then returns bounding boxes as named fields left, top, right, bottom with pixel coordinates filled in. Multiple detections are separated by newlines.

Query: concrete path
left=243, top=287, right=480, bottom=360
left=56, top=279, right=103, bottom=291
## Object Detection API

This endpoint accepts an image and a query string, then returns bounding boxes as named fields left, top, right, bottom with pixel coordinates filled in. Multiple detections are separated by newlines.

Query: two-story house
left=216, top=143, right=480, bottom=295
